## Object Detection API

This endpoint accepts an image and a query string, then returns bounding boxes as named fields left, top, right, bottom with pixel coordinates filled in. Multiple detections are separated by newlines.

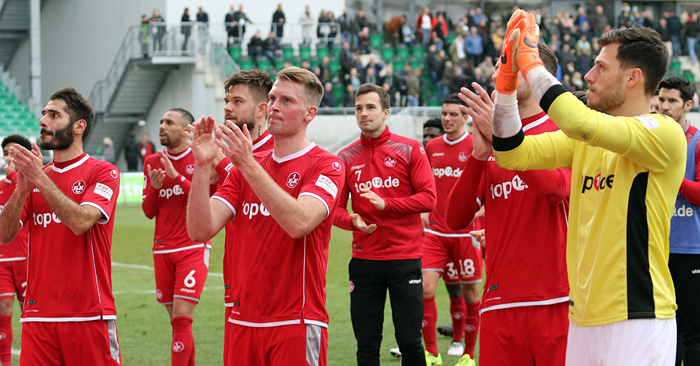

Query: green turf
left=10, top=205, right=479, bottom=365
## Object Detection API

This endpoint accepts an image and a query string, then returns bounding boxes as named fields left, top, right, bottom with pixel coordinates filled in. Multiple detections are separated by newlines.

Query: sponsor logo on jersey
left=384, top=157, right=397, bottom=167
left=432, top=152, right=445, bottom=157
left=432, top=166, right=463, bottom=178
left=286, top=172, right=301, bottom=188
left=350, top=164, right=365, bottom=171
left=354, top=176, right=399, bottom=192
left=581, top=174, right=614, bottom=193
left=458, top=152, right=468, bottom=162
left=408, top=278, right=422, bottom=284
left=33, top=212, right=62, bottom=228
left=159, top=184, right=184, bottom=199
left=674, top=205, right=695, bottom=217
left=224, top=163, right=234, bottom=172
left=636, top=115, right=660, bottom=130
left=332, top=161, right=342, bottom=171
left=490, top=175, right=528, bottom=199
left=186, top=164, right=195, bottom=175
left=692, top=269, right=700, bottom=274
left=172, top=342, right=185, bottom=353
left=241, top=201, right=270, bottom=219
left=72, top=180, right=86, bottom=195
left=316, top=174, right=338, bottom=198
left=94, top=183, right=114, bottom=201
left=179, top=287, right=196, bottom=294
left=110, top=170, right=118, bottom=179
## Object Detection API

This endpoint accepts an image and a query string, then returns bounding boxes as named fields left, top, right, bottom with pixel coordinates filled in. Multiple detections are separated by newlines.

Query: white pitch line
left=111, top=262, right=223, bottom=277
left=11, top=349, right=19, bottom=356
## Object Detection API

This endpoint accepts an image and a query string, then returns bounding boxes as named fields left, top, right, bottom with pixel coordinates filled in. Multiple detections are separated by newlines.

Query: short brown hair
left=538, top=43, right=558, bottom=77
left=355, top=83, right=390, bottom=110
left=50, top=87, right=94, bottom=142
left=275, top=67, right=324, bottom=107
left=224, top=69, right=273, bottom=104
left=599, top=27, right=668, bottom=96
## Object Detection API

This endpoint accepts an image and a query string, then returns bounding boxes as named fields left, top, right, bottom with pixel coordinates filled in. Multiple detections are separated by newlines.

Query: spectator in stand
left=140, top=14, right=150, bottom=57
left=320, top=82, right=335, bottom=108
left=342, top=84, right=355, bottom=107
left=225, top=5, right=236, bottom=46
left=345, top=67, right=363, bottom=91
left=181, top=8, right=191, bottom=51
left=438, top=61, right=453, bottom=100
left=432, top=12, right=448, bottom=48
left=404, top=65, right=421, bottom=106
left=427, top=44, right=444, bottom=85
left=465, top=26, right=484, bottom=68
left=666, top=10, right=683, bottom=57
left=448, top=66, right=469, bottom=94
left=591, top=5, right=608, bottom=37
left=575, top=34, right=593, bottom=74
left=150, top=9, right=165, bottom=52
left=557, top=43, right=575, bottom=72
left=317, top=10, right=332, bottom=44
left=430, top=31, right=444, bottom=52
left=319, top=56, right=332, bottom=84
left=301, top=60, right=312, bottom=71
left=263, top=31, right=281, bottom=62
left=617, top=10, right=633, bottom=29
left=247, top=30, right=265, bottom=57
left=575, top=5, right=587, bottom=27
left=491, top=27, right=504, bottom=59
left=271, top=4, right=285, bottom=39
left=401, top=17, right=416, bottom=45
left=450, top=33, right=467, bottom=65
left=327, top=11, right=338, bottom=47
left=140, top=133, right=156, bottom=171
left=357, top=27, right=370, bottom=54
left=657, top=18, right=673, bottom=61
left=381, top=65, right=399, bottom=106
left=456, top=16, right=469, bottom=37
left=351, top=9, right=370, bottom=49
left=472, top=8, right=487, bottom=28
left=312, top=66, right=324, bottom=83
left=102, top=137, right=116, bottom=165
left=686, top=13, right=700, bottom=64
left=365, top=67, right=379, bottom=85
left=476, top=55, right=495, bottom=80
left=340, top=41, right=354, bottom=76
left=300, top=6, right=314, bottom=45
left=124, top=131, right=140, bottom=172
left=338, top=7, right=352, bottom=45
left=385, top=15, right=404, bottom=46
left=196, top=6, right=209, bottom=51
left=418, top=6, right=433, bottom=48
left=365, top=55, right=383, bottom=77
left=233, top=5, right=252, bottom=45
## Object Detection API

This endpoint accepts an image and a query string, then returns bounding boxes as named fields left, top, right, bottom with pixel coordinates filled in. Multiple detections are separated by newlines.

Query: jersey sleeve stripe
left=212, top=195, right=237, bottom=217
left=81, top=201, right=110, bottom=224
left=493, top=129, right=525, bottom=152
left=540, top=84, right=569, bottom=112
left=299, top=192, right=330, bottom=218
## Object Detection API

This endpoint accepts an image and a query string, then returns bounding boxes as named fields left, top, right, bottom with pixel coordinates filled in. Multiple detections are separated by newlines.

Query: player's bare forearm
left=0, top=189, right=27, bottom=244
left=186, top=163, right=222, bottom=242
left=238, top=160, right=326, bottom=239
left=35, top=174, right=102, bottom=236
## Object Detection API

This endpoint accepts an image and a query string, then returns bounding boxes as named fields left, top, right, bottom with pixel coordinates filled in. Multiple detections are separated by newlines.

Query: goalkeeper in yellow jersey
left=480, top=10, right=686, bottom=366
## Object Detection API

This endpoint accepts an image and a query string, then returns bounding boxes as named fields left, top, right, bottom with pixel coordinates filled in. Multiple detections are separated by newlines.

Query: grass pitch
left=10, top=205, right=478, bottom=365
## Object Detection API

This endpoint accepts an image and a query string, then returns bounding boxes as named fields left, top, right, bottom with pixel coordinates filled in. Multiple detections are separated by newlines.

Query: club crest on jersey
left=287, top=172, right=301, bottom=188
left=110, top=170, right=118, bottom=179
left=384, top=157, right=396, bottom=167
left=186, top=164, right=195, bottom=175
left=72, top=180, right=86, bottom=194
left=172, top=341, right=185, bottom=352
left=0, top=332, right=5, bottom=340
left=349, top=281, right=354, bottom=293
left=157, top=289, right=163, bottom=300
left=458, top=152, right=468, bottom=162
left=332, top=161, right=342, bottom=171
left=419, top=146, right=426, bottom=155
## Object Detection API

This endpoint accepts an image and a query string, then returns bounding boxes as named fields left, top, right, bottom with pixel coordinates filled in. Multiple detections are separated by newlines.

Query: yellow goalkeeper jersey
left=493, top=88, right=686, bottom=326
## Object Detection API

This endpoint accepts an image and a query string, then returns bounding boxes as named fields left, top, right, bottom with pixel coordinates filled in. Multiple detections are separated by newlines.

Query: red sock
left=464, top=301, right=481, bottom=357
left=0, top=315, right=10, bottom=366
left=422, top=296, right=438, bottom=356
left=171, top=316, right=195, bottom=366
left=450, top=296, right=466, bottom=343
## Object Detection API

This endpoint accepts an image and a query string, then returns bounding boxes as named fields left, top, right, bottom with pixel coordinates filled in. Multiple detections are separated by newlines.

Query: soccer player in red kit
left=0, top=87, right=121, bottom=365
left=334, top=83, right=436, bottom=366
left=186, top=67, right=344, bottom=366
left=422, top=94, right=483, bottom=366
left=446, top=42, right=571, bottom=366
left=0, top=135, right=31, bottom=365
left=143, top=107, right=212, bottom=366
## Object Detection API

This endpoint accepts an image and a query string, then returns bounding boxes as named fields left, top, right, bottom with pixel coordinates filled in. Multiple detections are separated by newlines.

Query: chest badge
left=384, top=157, right=396, bottom=167
left=72, top=180, right=86, bottom=195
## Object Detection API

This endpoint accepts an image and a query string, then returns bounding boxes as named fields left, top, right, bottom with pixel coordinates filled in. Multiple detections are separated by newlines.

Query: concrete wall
left=7, top=38, right=30, bottom=96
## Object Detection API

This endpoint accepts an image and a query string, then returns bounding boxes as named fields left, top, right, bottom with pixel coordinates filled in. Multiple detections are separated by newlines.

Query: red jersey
left=219, top=132, right=274, bottom=307
left=0, top=171, right=28, bottom=260
left=425, top=132, right=474, bottom=234
left=450, top=112, right=570, bottom=313
left=679, top=124, right=700, bottom=205
left=142, top=148, right=213, bottom=253
left=212, top=144, right=344, bottom=326
left=335, top=127, right=436, bottom=260
left=19, top=154, right=120, bottom=322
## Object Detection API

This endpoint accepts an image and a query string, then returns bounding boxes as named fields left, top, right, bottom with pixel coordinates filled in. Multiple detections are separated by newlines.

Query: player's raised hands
left=495, top=20, right=522, bottom=94
left=350, top=213, right=377, bottom=234
left=359, top=187, right=386, bottom=211
left=157, top=151, right=178, bottom=180
left=146, top=163, right=166, bottom=189
left=216, top=121, right=254, bottom=168
left=514, top=11, right=543, bottom=78
left=8, top=143, right=45, bottom=187
left=187, top=116, right=220, bottom=166
left=459, top=83, right=494, bottom=160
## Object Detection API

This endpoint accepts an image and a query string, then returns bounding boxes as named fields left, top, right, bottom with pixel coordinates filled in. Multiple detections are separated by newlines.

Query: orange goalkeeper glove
left=515, top=12, right=544, bottom=78
left=495, top=21, right=522, bottom=94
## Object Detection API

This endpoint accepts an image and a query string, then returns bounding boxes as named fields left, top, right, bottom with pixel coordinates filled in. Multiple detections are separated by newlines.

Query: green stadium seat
left=238, top=56, right=254, bottom=71
left=331, top=45, right=341, bottom=58
left=329, top=58, right=340, bottom=75
left=256, top=57, right=271, bottom=71
left=408, top=55, right=422, bottom=70
left=392, top=56, right=405, bottom=73
left=396, top=44, right=409, bottom=59
left=670, top=60, right=681, bottom=72
left=381, top=45, right=394, bottom=62
left=299, top=46, right=311, bottom=60
left=369, top=33, right=382, bottom=50
left=229, top=47, right=242, bottom=62
left=428, top=98, right=441, bottom=106
left=445, top=34, right=456, bottom=45
left=684, top=70, right=696, bottom=84
left=274, top=55, right=285, bottom=71
left=316, top=46, right=329, bottom=59
left=282, top=44, right=294, bottom=60
left=411, top=45, right=424, bottom=59
left=332, top=83, right=344, bottom=107
left=309, top=56, right=320, bottom=69
left=292, top=56, right=303, bottom=67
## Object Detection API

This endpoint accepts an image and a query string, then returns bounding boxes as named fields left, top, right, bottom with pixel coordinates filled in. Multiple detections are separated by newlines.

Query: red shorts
left=153, top=245, right=210, bottom=305
left=224, top=322, right=327, bottom=366
left=479, top=302, right=568, bottom=366
left=0, top=259, right=26, bottom=302
left=442, top=261, right=460, bottom=284
left=422, top=231, right=483, bottom=283
left=21, top=320, right=121, bottom=365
